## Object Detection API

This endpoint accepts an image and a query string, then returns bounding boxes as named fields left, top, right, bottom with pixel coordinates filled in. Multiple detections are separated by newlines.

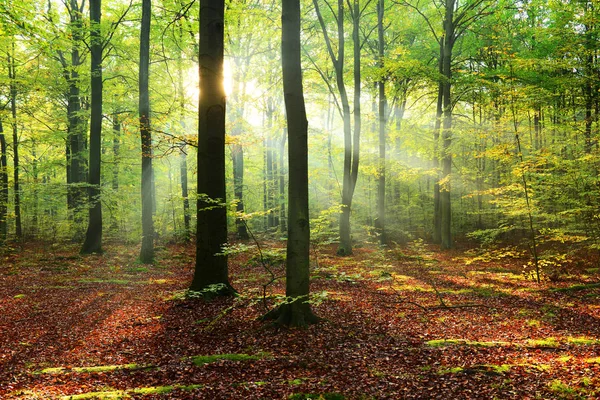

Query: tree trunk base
left=336, top=246, right=352, bottom=256
left=261, top=302, right=320, bottom=328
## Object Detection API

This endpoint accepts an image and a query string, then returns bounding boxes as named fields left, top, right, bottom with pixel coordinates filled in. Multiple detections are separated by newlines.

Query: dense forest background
left=1, top=0, right=600, bottom=270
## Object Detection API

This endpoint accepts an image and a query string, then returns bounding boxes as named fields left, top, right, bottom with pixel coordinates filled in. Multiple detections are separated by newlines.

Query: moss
left=567, top=336, right=600, bottom=345
left=189, top=352, right=269, bottom=366
left=39, top=363, right=152, bottom=375
left=62, top=384, right=202, bottom=399
left=549, top=380, right=578, bottom=397
left=526, top=338, right=560, bottom=348
left=552, top=283, right=600, bottom=292
left=288, top=393, right=345, bottom=400
left=426, top=339, right=510, bottom=348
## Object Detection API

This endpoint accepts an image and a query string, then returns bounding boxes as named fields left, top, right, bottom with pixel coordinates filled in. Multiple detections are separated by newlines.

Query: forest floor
left=1, top=239, right=600, bottom=399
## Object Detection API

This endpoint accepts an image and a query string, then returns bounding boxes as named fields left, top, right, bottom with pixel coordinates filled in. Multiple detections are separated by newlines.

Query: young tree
left=7, top=40, right=21, bottom=238
left=190, top=0, right=233, bottom=294
left=0, top=120, right=7, bottom=242
left=81, top=0, right=103, bottom=254
left=265, top=0, right=318, bottom=327
left=312, top=0, right=363, bottom=255
left=139, top=0, right=155, bottom=263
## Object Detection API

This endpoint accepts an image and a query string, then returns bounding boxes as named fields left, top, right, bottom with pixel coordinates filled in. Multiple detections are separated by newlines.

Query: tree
left=0, top=119, right=7, bottom=242
left=190, top=0, right=233, bottom=294
left=376, top=0, right=387, bottom=245
left=265, top=0, right=318, bottom=327
left=7, top=39, right=21, bottom=238
left=139, top=0, right=155, bottom=263
left=312, top=0, right=363, bottom=255
left=81, top=0, right=103, bottom=254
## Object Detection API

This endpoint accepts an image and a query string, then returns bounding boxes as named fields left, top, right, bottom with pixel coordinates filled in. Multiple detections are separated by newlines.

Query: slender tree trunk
left=82, top=0, right=103, bottom=254
left=279, top=133, right=287, bottom=233
left=176, top=30, right=191, bottom=241
left=67, top=0, right=86, bottom=227
left=111, top=114, right=120, bottom=230
left=440, top=0, right=455, bottom=249
left=265, top=0, right=318, bottom=327
left=8, top=43, right=21, bottom=238
left=32, top=140, right=39, bottom=236
left=313, top=0, right=358, bottom=256
left=376, top=0, right=386, bottom=245
left=0, top=120, right=7, bottom=243
left=139, top=0, right=155, bottom=263
left=191, top=0, right=233, bottom=294
left=432, top=43, right=444, bottom=244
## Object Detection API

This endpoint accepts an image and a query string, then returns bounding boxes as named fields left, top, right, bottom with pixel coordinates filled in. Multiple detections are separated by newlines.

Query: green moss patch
left=189, top=352, right=269, bottom=366
left=62, top=384, right=202, bottom=399
left=552, top=283, right=600, bottom=293
left=425, top=339, right=510, bottom=348
left=38, top=363, right=152, bottom=375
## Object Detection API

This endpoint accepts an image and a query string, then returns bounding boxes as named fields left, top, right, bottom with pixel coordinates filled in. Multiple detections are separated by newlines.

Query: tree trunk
left=8, top=42, right=21, bottom=238
left=279, top=133, right=287, bottom=233
left=67, top=0, right=86, bottom=227
left=313, top=0, right=358, bottom=256
left=265, top=0, right=318, bottom=327
left=82, top=0, right=103, bottom=254
left=440, top=0, right=455, bottom=250
left=139, top=0, right=155, bottom=263
left=191, top=0, right=233, bottom=294
left=376, top=0, right=386, bottom=245
left=432, top=43, right=444, bottom=244
left=0, top=120, right=7, bottom=243
left=176, top=29, right=191, bottom=241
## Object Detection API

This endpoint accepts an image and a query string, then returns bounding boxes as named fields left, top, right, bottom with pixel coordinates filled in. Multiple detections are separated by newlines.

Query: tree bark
left=82, top=0, right=103, bottom=254
left=8, top=42, right=21, bottom=238
left=66, top=0, right=86, bottom=225
left=0, top=120, right=7, bottom=243
left=440, top=0, right=455, bottom=249
left=139, top=0, right=155, bottom=263
left=376, top=0, right=386, bottom=245
left=265, top=0, right=318, bottom=327
left=191, top=0, right=233, bottom=294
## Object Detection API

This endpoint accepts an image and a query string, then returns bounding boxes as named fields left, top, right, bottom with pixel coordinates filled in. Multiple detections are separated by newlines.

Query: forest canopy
left=0, top=0, right=599, bottom=278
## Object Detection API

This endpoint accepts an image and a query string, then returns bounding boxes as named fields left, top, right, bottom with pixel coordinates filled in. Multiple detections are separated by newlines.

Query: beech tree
left=265, top=0, right=318, bottom=327
left=81, top=0, right=103, bottom=254
left=139, top=0, right=155, bottom=263
left=190, top=0, right=233, bottom=294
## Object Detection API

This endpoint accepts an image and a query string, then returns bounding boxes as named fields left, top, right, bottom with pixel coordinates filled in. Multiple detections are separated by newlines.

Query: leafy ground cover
left=1, top=240, right=600, bottom=399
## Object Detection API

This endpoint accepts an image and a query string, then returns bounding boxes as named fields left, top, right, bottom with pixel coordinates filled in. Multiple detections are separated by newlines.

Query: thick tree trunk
left=139, top=0, right=155, bottom=263
left=191, top=0, right=233, bottom=294
left=82, top=0, right=103, bottom=254
left=265, top=0, right=318, bottom=327
left=376, top=0, right=386, bottom=245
